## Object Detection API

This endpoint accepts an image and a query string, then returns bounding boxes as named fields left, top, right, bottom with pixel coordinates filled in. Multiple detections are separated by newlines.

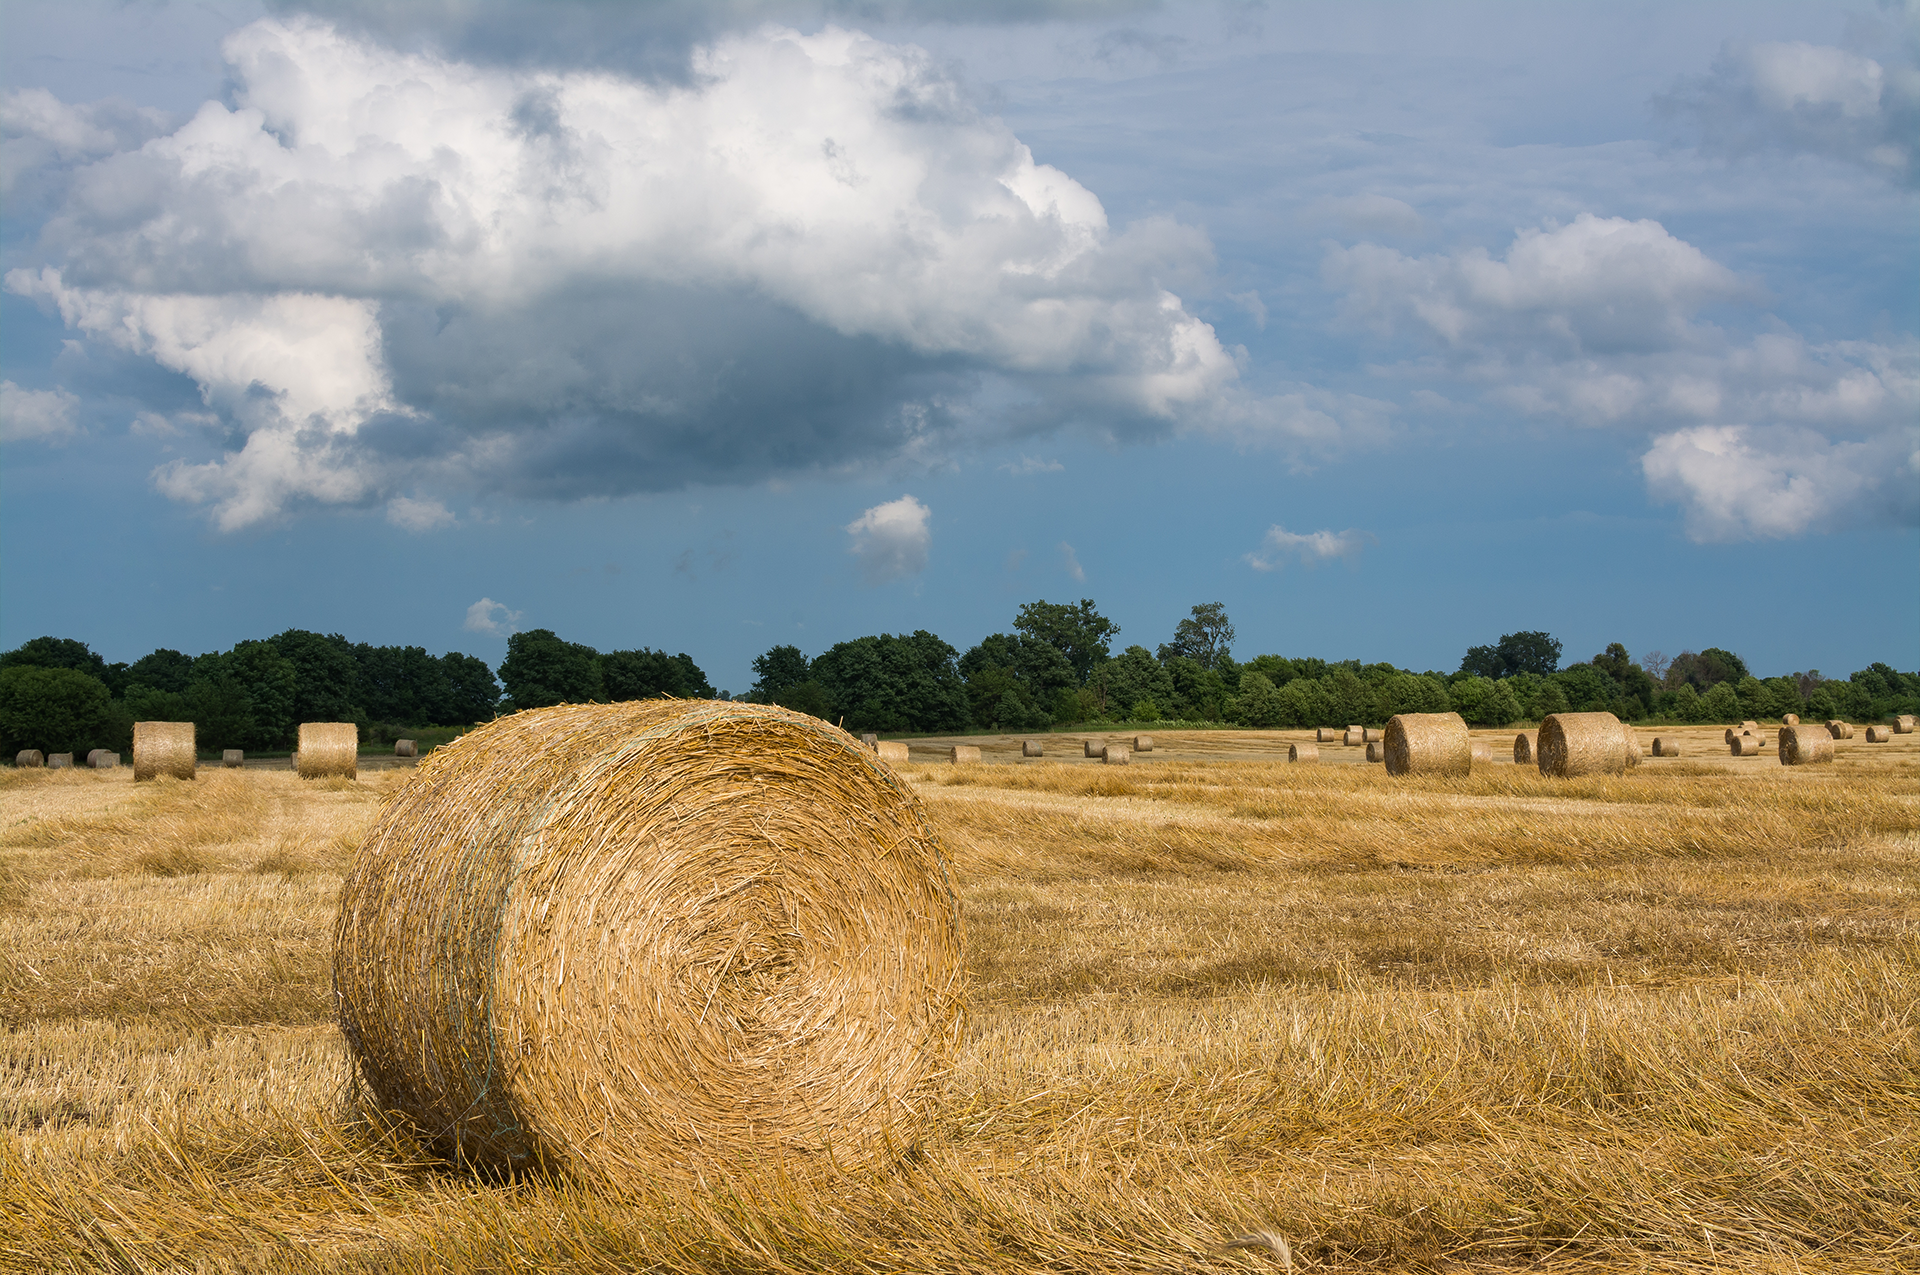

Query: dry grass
left=2, top=729, right=1917, bottom=1272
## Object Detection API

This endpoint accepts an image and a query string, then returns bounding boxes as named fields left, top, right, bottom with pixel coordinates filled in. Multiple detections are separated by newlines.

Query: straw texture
left=1381, top=712, right=1470, bottom=778
left=1133, top=735, right=1154, bottom=752
left=876, top=741, right=909, bottom=764
left=1536, top=712, right=1631, bottom=778
left=394, top=739, right=417, bottom=758
left=14, top=750, right=43, bottom=768
left=1896, top=715, right=1916, bottom=734
left=333, top=699, right=966, bottom=1186
left=1619, top=723, right=1642, bottom=768
left=297, top=723, right=358, bottom=779
left=1288, top=743, right=1318, bottom=763
left=1865, top=725, right=1892, bottom=743
left=949, top=745, right=981, bottom=765
left=1729, top=735, right=1760, bottom=757
left=1316, top=728, right=1339, bottom=743
left=1826, top=720, right=1854, bottom=739
left=1021, top=740, right=1043, bottom=757
left=223, top=750, right=245, bottom=768
left=1342, top=729, right=1364, bottom=747
left=1364, top=741, right=1385, bottom=763
left=1363, top=728, right=1384, bottom=743
left=1778, top=723, right=1836, bottom=765
left=1652, top=737, right=1680, bottom=757
left=133, top=721, right=195, bottom=782
left=1512, top=733, right=1535, bottom=765
left=1103, top=745, right=1131, bottom=765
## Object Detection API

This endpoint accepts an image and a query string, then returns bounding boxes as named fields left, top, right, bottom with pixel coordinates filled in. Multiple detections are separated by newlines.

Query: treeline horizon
left=2, top=601, right=1916, bottom=758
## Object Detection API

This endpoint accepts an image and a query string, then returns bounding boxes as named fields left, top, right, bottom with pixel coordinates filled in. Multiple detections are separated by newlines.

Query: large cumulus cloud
left=7, top=16, right=1333, bottom=530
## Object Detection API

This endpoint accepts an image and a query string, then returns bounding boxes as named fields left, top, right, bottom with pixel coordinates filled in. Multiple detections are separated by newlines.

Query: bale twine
left=876, top=740, right=909, bottom=764
left=14, top=750, right=43, bottom=768
left=1536, top=712, right=1631, bottom=778
left=90, top=751, right=120, bottom=769
left=333, top=700, right=965, bottom=1185
left=47, top=754, right=73, bottom=769
left=948, top=745, right=981, bottom=765
left=1865, top=725, right=1893, bottom=743
left=1289, top=743, right=1318, bottom=763
left=1021, top=740, right=1043, bottom=757
left=1381, top=712, right=1469, bottom=777
left=1895, top=715, right=1915, bottom=734
left=297, top=723, right=358, bottom=780
left=1083, top=740, right=1105, bottom=758
left=1316, top=728, right=1339, bottom=743
left=1133, top=735, right=1154, bottom=752
left=1342, top=728, right=1364, bottom=747
left=133, top=721, right=195, bottom=782
left=1652, top=737, right=1680, bottom=757
left=1778, top=722, right=1836, bottom=765
left=1103, top=744, right=1131, bottom=765
left=1729, top=734, right=1760, bottom=756
left=223, top=749, right=245, bottom=768
left=1826, top=720, right=1854, bottom=740
left=1783, top=713, right=1800, bottom=726
left=394, top=739, right=417, bottom=758
left=1512, top=732, right=1535, bottom=765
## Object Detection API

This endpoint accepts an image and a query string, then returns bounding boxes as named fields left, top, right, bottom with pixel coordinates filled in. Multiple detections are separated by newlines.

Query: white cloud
left=845, top=494, right=931, bottom=584
left=387, top=495, right=456, bottom=531
left=1, top=87, right=171, bottom=198
left=1245, top=525, right=1371, bottom=571
left=1000, top=455, right=1063, bottom=475
left=0, top=380, right=81, bottom=443
left=464, top=597, right=523, bottom=635
left=1057, top=540, right=1085, bottom=582
left=1642, top=423, right=1919, bottom=542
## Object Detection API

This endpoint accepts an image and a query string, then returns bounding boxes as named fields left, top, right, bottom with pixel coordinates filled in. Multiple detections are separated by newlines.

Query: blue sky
left=3, top=0, right=1915, bottom=695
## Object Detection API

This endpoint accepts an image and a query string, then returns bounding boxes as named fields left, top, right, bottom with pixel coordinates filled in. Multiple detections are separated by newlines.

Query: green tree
left=1476, top=679, right=1523, bottom=726
left=1161, top=655, right=1231, bottom=721
left=601, top=649, right=713, bottom=701
left=1668, top=648, right=1747, bottom=691
left=1012, top=599, right=1119, bottom=685
left=193, top=641, right=297, bottom=748
left=1092, top=646, right=1174, bottom=720
left=1235, top=672, right=1284, bottom=727
left=960, top=634, right=1072, bottom=731
left=126, top=649, right=196, bottom=694
left=1700, top=680, right=1741, bottom=723
left=267, top=630, right=361, bottom=724
left=1156, top=602, right=1234, bottom=670
left=441, top=653, right=500, bottom=724
left=1531, top=678, right=1571, bottom=721
left=1460, top=630, right=1561, bottom=679
left=1273, top=676, right=1327, bottom=728
left=810, top=631, right=968, bottom=733
left=498, top=630, right=604, bottom=709
left=1448, top=675, right=1492, bottom=724
left=0, top=636, right=109, bottom=681
left=354, top=644, right=455, bottom=724
left=750, top=646, right=813, bottom=702
left=0, top=666, right=117, bottom=756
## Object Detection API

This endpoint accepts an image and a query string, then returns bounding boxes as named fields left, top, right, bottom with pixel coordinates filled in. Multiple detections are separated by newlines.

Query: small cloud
left=846, top=494, right=931, bottom=585
left=0, top=380, right=80, bottom=443
left=387, top=495, right=456, bottom=532
left=464, top=597, right=523, bottom=635
left=1000, top=455, right=1065, bottom=476
left=1058, top=541, right=1086, bottom=582
left=1245, top=525, right=1373, bottom=571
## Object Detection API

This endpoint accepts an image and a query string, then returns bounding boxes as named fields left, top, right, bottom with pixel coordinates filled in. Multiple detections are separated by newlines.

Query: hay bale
left=14, top=750, right=43, bottom=768
left=47, top=753, right=73, bottom=769
left=1316, top=728, right=1339, bottom=743
left=1133, top=735, right=1154, bottom=752
left=1619, top=722, right=1642, bottom=768
left=1782, top=713, right=1799, bottom=726
left=1778, top=722, right=1835, bottom=766
left=333, top=700, right=964, bottom=1184
left=1536, top=712, right=1631, bottom=778
left=1865, top=725, right=1892, bottom=743
left=1723, top=727, right=1741, bottom=745
left=1512, top=732, right=1535, bottom=765
left=1895, top=715, right=1915, bottom=734
left=861, top=732, right=878, bottom=747
left=394, top=739, right=417, bottom=759
left=948, top=745, right=981, bottom=765
left=1342, top=728, right=1364, bottom=747
left=1740, top=719, right=1759, bottom=732
left=133, top=721, right=195, bottom=782
left=84, top=748, right=107, bottom=767
left=1288, top=743, right=1318, bottom=763
left=1381, top=712, right=1469, bottom=777
left=876, top=740, right=909, bottom=764
left=1729, top=734, right=1760, bottom=756
left=90, top=751, right=120, bottom=769
left=223, top=749, right=245, bottom=768
left=297, top=723, right=358, bottom=779
left=1083, top=740, right=1105, bottom=758
left=1363, top=727, right=1384, bottom=743
left=1652, top=737, right=1680, bottom=757
left=1021, top=740, right=1043, bottom=757
left=1103, top=744, right=1131, bottom=765
left=1826, top=720, right=1854, bottom=740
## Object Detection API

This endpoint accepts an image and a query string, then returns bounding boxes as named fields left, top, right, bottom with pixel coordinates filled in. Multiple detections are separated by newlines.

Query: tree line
left=3, top=607, right=1915, bottom=758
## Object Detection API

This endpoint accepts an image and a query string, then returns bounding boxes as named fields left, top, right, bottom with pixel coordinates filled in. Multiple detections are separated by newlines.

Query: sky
left=2, top=0, right=1915, bottom=695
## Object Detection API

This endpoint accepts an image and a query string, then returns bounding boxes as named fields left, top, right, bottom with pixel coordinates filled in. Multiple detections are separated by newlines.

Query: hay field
left=2, top=727, right=1917, bottom=1273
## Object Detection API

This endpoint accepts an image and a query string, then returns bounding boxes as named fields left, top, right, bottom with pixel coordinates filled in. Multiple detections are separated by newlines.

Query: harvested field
left=3, top=727, right=1917, bottom=1273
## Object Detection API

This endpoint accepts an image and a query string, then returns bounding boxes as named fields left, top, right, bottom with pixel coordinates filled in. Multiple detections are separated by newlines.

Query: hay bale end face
left=1133, top=735, right=1154, bottom=752
left=1536, top=712, right=1631, bottom=778
left=1021, top=740, right=1043, bottom=757
left=332, top=700, right=965, bottom=1185
left=1652, top=737, right=1680, bottom=757
left=1826, top=720, right=1854, bottom=740
left=1778, top=722, right=1836, bottom=765
left=1382, top=712, right=1470, bottom=777
left=14, top=750, right=43, bottom=768
left=876, top=740, right=909, bottom=764
left=1103, top=744, right=1131, bottom=765
left=223, top=749, right=244, bottom=768
left=1895, top=715, right=1916, bottom=734
left=297, top=723, right=358, bottom=779
left=1288, top=742, right=1318, bottom=763
left=394, top=739, right=417, bottom=758
left=1729, top=735, right=1760, bottom=757
left=133, top=721, right=195, bottom=782
left=86, top=749, right=108, bottom=767
left=1316, top=727, right=1339, bottom=743
left=47, top=754, right=73, bottom=769
left=1783, top=713, right=1800, bottom=726
left=1512, top=733, right=1535, bottom=765
left=1083, top=740, right=1104, bottom=758
left=90, top=751, right=120, bottom=769
left=1865, top=725, right=1893, bottom=743
left=948, top=745, right=981, bottom=765
left=1619, top=722, right=1642, bottom=768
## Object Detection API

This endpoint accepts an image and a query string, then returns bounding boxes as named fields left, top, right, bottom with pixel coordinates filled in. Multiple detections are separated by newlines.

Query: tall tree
left=1156, top=602, right=1235, bottom=670
left=1459, top=630, right=1561, bottom=678
left=750, top=645, right=813, bottom=702
left=125, top=649, right=196, bottom=694
left=601, top=649, right=714, bottom=701
left=441, top=653, right=501, bottom=724
left=0, top=636, right=108, bottom=681
left=810, top=631, right=968, bottom=733
left=498, top=630, right=603, bottom=709
left=1012, top=599, right=1119, bottom=686
left=267, top=629, right=361, bottom=724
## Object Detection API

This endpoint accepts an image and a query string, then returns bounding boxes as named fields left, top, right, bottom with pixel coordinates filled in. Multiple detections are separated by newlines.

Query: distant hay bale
left=1363, top=727, right=1384, bottom=743
left=876, top=741, right=909, bottom=764
left=1895, top=715, right=1915, bottom=734
left=133, top=721, right=196, bottom=782
left=1021, top=740, right=1043, bottom=757
left=394, top=739, right=417, bottom=758
left=223, top=749, right=245, bottom=768
left=1382, top=712, right=1469, bottom=777
left=297, top=723, right=358, bottom=780
left=1723, top=727, right=1741, bottom=745
left=1865, top=725, right=1892, bottom=743
left=1512, top=732, right=1535, bottom=765
left=14, top=750, right=43, bottom=768
left=861, top=733, right=879, bottom=747
left=1652, top=737, right=1680, bottom=757
left=1536, top=712, right=1631, bottom=778
left=1740, top=719, right=1759, bottom=732
left=1619, top=722, right=1642, bottom=768
left=47, top=754, right=73, bottom=769
left=1778, top=722, right=1835, bottom=766
left=1342, top=728, right=1364, bottom=747
left=1783, top=713, right=1800, bottom=726
left=1102, top=745, right=1131, bottom=765
left=1288, top=743, right=1318, bottom=763
left=90, top=751, right=120, bottom=769
left=1729, top=735, right=1760, bottom=757
left=948, top=745, right=981, bottom=765
left=332, top=699, right=964, bottom=1186
left=1084, top=740, right=1105, bottom=758
left=86, top=749, right=109, bottom=767
left=1826, top=720, right=1854, bottom=739
left=1133, top=735, right=1154, bottom=752
left=1316, top=728, right=1339, bottom=743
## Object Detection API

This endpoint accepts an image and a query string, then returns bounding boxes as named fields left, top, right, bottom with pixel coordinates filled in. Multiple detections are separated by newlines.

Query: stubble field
left=3, top=725, right=1917, bottom=1273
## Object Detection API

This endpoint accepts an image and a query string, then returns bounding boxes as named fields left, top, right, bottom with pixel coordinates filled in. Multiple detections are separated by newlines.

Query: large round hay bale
left=14, top=750, right=43, bottom=768
left=1729, top=734, right=1760, bottom=756
left=1381, top=712, right=1469, bottom=777
left=1652, top=737, right=1680, bottom=757
left=297, top=723, right=358, bottom=779
left=1536, top=712, right=1630, bottom=778
left=1619, top=722, right=1642, bottom=768
left=1512, top=732, right=1535, bottom=765
left=133, top=721, right=195, bottom=782
left=1083, top=740, right=1105, bottom=758
left=1778, top=722, right=1835, bottom=765
left=47, top=753, right=73, bottom=769
left=223, top=749, right=245, bottom=768
left=876, top=740, right=909, bottom=764
left=1342, top=728, right=1364, bottom=747
left=1021, top=740, right=1043, bottom=757
left=1723, top=727, right=1741, bottom=745
left=1133, top=735, right=1154, bottom=752
left=394, top=739, right=417, bottom=758
left=1102, top=744, right=1131, bottom=765
left=1288, top=742, right=1318, bottom=763
left=1316, top=727, right=1339, bottom=743
left=333, top=700, right=964, bottom=1185
left=1364, top=741, right=1385, bottom=763
left=948, top=745, right=981, bottom=765
left=1865, top=725, right=1892, bottom=743
left=1895, top=715, right=1916, bottom=734
left=1826, top=720, right=1854, bottom=740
